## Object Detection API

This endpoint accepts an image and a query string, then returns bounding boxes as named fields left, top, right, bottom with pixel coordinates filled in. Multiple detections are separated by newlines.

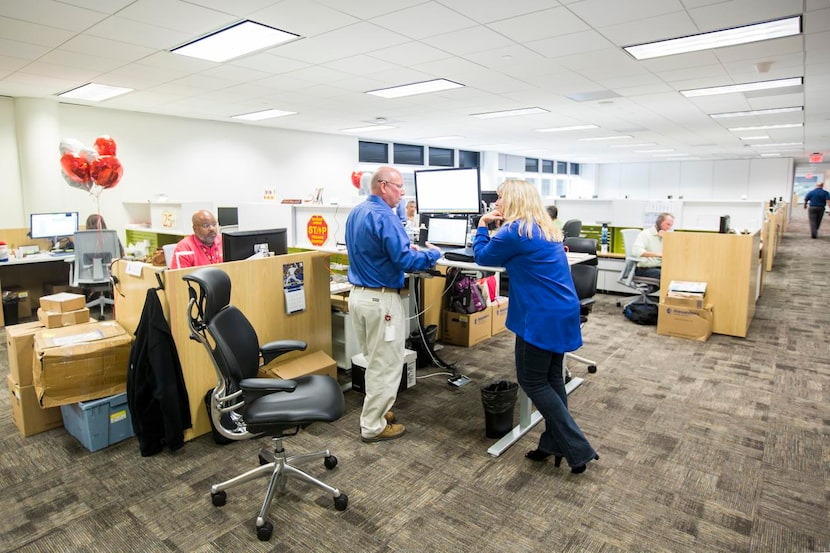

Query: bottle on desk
left=0, top=241, right=9, bottom=262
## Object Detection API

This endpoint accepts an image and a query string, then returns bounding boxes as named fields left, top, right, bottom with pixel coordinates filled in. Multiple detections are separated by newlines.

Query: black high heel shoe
left=569, top=454, right=600, bottom=474
left=525, top=449, right=551, bottom=462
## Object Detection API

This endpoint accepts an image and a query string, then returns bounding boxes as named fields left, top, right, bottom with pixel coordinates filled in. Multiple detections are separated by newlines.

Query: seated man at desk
left=632, top=212, right=674, bottom=279
left=169, top=210, right=223, bottom=269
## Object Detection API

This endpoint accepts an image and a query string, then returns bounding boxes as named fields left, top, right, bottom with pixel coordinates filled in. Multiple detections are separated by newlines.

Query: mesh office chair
left=183, top=267, right=347, bottom=542
left=566, top=263, right=598, bottom=376
left=71, top=230, right=121, bottom=318
left=561, top=219, right=583, bottom=239
left=616, top=228, right=660, bottom=308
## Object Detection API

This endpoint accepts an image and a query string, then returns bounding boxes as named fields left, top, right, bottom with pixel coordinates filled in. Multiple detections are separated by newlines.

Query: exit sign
left=809, top=152, right=823, bottom=163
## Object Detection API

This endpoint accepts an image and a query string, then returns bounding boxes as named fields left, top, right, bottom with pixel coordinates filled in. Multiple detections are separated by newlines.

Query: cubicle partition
left=114, top=250, right=333, bottom=440
left=660, top=230, right=761, bottom=338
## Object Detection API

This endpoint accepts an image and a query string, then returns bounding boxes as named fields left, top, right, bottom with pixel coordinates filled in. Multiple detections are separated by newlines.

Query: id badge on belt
left=384, top=313, right=395, bottom=342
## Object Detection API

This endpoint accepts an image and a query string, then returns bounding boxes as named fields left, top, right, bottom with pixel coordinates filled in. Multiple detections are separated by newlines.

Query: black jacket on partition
left=127, top=288, right=192, bottom=456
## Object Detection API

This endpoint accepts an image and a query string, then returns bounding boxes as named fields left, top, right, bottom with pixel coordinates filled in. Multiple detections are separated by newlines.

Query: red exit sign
left=809, top=152, right=823, bottom=163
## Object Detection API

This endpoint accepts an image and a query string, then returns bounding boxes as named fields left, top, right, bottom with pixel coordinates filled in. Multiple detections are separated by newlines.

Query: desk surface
left=1, top=252, right=75, bottom=266
left=438, top=251, right=594, bottom=272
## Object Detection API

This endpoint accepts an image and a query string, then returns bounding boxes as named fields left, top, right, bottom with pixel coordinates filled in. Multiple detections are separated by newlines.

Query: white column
left=14, top=98, right=71, bottom=216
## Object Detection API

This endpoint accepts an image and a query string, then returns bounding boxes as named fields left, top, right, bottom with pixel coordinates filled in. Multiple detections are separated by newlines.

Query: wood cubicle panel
left=661, top=230, right=761, bottom=338
left=112, top=261, right=167, bottom=336
left=163, top=250, right=333, bottom=440
left=763, top=204, right=788, bottom=272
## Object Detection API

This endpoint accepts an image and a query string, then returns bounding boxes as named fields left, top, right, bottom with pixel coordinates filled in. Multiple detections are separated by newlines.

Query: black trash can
left=2, top=290, right=20, bottom=326
left=480, top=380, right=518, bottom=439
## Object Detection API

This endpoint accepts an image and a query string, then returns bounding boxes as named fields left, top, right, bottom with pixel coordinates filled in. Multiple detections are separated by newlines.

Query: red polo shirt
left=170, top=234, right=223, bottom=269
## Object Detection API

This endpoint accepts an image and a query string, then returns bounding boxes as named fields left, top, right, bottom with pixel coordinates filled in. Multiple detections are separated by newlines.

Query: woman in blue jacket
left=474, top=179, right=598, bottom=473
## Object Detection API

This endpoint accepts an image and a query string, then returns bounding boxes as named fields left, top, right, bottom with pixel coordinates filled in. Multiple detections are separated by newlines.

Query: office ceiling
left=1, top=0, right=828, bottom=165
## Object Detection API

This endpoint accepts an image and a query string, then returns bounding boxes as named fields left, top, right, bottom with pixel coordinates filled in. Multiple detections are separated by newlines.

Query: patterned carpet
left=0, top=209, right=827, bottom=552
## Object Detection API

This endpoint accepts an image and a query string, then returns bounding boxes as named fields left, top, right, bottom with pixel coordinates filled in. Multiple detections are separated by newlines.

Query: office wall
left=596, top=158, right=794, bottom=200
left=1, top=98, right=357, bottom=235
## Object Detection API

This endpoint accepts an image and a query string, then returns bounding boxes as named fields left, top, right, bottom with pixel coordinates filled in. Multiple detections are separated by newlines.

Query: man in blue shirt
left=804, top=182, right=830, bottom=239
left=346, top=166, right=441, bottom=443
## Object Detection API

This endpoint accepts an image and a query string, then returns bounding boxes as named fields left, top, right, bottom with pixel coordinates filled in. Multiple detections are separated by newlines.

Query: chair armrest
left=260, top=340, right=308, bottom=365
left=239, top=378, right=298, bottom=393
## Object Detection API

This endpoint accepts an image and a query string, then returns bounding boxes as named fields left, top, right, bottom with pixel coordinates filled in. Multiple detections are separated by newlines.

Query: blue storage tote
left=60, top=392, right=134, bottom=452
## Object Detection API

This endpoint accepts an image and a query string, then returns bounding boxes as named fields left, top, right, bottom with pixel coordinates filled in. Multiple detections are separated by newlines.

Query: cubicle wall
left=114, top=250, right=333, bottom=440
left=660, top=230, right=761, bottom=338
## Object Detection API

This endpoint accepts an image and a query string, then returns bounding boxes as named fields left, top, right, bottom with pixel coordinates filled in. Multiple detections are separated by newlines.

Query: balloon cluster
left=351, top=171, right=362, bottom=189
left=59, top=135, right=124, bottom=196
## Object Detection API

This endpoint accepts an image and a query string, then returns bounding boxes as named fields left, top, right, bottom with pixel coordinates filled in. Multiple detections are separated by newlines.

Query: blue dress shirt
left=346, top=195, right=441, bottom=289
left=473, top=223, right=582, bottom=353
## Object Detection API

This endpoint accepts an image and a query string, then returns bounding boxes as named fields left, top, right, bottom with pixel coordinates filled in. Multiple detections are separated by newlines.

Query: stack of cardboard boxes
left=442, top=295, right=510, bottom=347
left=657, top=281, right=713, bottom=341
left=6, top=292, right=135, bottom=450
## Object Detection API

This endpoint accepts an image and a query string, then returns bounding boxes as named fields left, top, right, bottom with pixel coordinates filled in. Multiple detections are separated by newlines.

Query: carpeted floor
left=0, top=210, right=828, bottom=552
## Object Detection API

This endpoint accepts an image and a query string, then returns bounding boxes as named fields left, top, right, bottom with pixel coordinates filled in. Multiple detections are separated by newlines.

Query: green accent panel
left=125, top=230, right=183, bottom=252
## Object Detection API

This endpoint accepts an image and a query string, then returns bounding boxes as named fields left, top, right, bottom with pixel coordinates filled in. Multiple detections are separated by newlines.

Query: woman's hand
left=479, top=210, right=504, bottom=227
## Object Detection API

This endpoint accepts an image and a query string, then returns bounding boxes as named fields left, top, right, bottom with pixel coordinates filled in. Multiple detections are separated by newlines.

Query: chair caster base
left=257, top=520, right=273, bottom=541
left=334, top=492, right=348, bottom=511
left=587, top=365, right=597, bottom=374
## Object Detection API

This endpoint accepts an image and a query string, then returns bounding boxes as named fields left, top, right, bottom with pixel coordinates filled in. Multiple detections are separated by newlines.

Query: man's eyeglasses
left=380, top=179, right=405, bottom=190
left=197, top=222, right=218, bottom=229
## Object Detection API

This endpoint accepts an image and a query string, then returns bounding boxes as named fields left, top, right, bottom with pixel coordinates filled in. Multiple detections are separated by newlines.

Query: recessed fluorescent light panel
left=624, top=16, right=801, bottom=60
left=727, top=123, right=802, bottom=131
left=636, top=149, right=675, bottom=153
left=760, top=153, right=781, bottom=157
left=536, top=124, right=599, bottom=133
left=578, top=135, right=633, bottom=142
left=681, top=77, right=802, bottom=97
left=739, top=136, right=770, bottom=141
left=233, top=108, right=297, bottom=121
left=610, top=143, right=656, bottom=148
left=58, top=83, right=133, bottom=101
left=710, top=106, right=803, bottom=119
left=171, top=20, right=300, bottom=62
left=367, top=79, right=464, bottom=99
left=471, top=107, right=549, bottom=119
left=749, top=142, right=802, bottom=148
left=340, top=124, right=396, bottom=132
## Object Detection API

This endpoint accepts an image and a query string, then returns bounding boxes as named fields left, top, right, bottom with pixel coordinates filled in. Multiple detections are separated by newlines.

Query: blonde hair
left=497, top=179, right=562, bottom=242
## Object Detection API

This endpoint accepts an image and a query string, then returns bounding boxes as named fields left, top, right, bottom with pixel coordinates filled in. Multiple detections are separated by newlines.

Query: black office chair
left=616, top=228, right=660, bottom=308
left=562, top=219, right=583, bottom=239
left=566, top=264, right=598, bottom=376
left=563, top=237, right=598, bottom=266
left=183, top=267, right=347, bottom=542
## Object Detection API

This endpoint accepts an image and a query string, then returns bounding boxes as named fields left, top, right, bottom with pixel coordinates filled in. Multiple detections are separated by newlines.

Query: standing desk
left=436, top=252, right=595, bottom=457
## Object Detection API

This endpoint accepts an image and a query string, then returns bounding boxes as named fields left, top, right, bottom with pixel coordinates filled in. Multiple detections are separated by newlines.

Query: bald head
left=192, top=210, right=218, bottom=246
left=370, top=166, right=406, bottom=209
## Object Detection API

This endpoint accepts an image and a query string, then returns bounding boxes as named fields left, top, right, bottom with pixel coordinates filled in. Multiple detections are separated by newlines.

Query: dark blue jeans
left=634, top=266, right=661, bottom=279
left=514, top=335, right=596, bottom=467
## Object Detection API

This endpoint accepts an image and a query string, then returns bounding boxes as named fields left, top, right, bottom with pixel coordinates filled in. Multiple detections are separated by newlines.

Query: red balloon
left=94, top=135, right=117, bottom=156
left=89, top=155, right=123, bottom=189
left=60, top=152, right=90, bottom=184
left=351, top=171, right=362, bottom=189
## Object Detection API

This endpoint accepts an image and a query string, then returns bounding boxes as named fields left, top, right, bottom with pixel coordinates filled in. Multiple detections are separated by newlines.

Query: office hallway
left=0, top=209, right=828, bottom=552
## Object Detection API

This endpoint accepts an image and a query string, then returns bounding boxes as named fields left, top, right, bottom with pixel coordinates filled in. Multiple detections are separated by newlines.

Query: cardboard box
left=60, top=392, right=134, bottom=451
left=657, top=302, right=713, bottom=341
left=442, top=308, right=491, bottom=347
left=5, top=321, right=45, bottom=386
left=39, top=292, right=86, bottom=313
left=491, top=297, right=509, bottom=335
left=7, top=375, right=64, bottom=437
left=665, top=292, right=706, bottom=310
left=258, top=350, right=337, bottom=381
left=350, top=349, right=417, bottom=394
left=33, top=321, right=133, bottom=408
left=43, top=282, right=75, bottom=295
left=667, top=280, right=707, bottom=294
left=37, top=307, right=91, bottom=329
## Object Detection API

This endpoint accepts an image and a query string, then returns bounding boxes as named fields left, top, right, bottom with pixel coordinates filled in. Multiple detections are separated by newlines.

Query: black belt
left=353, top=285, right=401, bottom=293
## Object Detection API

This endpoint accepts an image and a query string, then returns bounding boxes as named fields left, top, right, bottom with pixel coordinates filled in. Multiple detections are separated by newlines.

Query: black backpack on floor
left=624, top=302, right=658, bottom=325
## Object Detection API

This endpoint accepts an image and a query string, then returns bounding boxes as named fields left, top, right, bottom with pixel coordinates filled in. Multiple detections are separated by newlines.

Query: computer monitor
left=217, top=206, right=238, bottom=227
left=222, top=228, right=288, bottom=262
left=415, top=167, right=481, bottom=214
left=30, top=212, right=79, bottom=243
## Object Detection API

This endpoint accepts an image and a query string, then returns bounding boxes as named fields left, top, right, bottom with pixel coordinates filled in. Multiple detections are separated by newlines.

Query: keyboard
left=442, top=247, right=475, bottom=262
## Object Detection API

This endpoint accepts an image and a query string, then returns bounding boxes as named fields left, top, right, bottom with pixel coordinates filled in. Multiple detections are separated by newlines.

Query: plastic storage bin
left=60, top=392, right=134, bottom=451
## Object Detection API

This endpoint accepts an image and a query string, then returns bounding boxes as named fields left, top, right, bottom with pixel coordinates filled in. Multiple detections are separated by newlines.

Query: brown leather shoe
left=384, top=411, right=396, bottom=423
left=361, top=423, right=406, bottom=443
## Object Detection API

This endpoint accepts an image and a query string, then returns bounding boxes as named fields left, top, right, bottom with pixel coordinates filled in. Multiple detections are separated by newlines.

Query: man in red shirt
left=169, top=210, right=223, bottom=269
